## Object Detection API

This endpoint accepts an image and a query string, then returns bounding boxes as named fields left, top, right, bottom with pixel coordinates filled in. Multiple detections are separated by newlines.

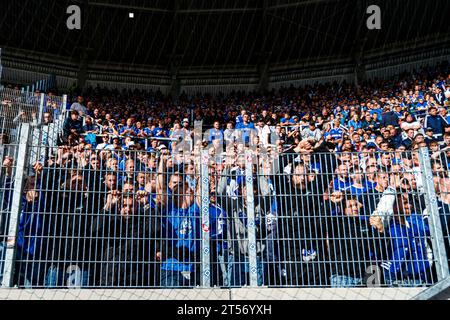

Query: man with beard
left=326, top=193, right=388, bottom=287
left=274, top=163, right=328, bottom=286
left=216, top=177, right=277, bottom=287
left=93, top=193, right=161, bottom=287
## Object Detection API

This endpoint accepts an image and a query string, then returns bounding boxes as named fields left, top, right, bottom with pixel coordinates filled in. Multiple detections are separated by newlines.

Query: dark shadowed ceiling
left=1, top=0, right=449, bottom=68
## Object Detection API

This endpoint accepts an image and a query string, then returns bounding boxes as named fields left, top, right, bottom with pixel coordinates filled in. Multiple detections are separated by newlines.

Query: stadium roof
left=1, top=0, right=449, bottom=68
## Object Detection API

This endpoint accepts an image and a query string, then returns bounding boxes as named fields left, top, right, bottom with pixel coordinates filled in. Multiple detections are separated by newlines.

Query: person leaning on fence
left=201, top=180, right=228, bottom=287
left=16, top=160, right=61, bottom=285
left=215, top=176, right=268, bottom=287
left=43, top=170, right=93, bottom=288
left=92, top=191, right=161, bottom=287
left=326, top=193, right=388, bottom=287
left=252, top=170, right=282, bottom=287
left=12, top=176, right=47, bottom=287
left=381, top=193, right=434, bottom=287
left=434, top=178, right=450, bottom=269
left=357, top=169, right=391, bottom=220
left=275, top=162, right=328, bottom=286
left=159, top=182, right=201, bottom=287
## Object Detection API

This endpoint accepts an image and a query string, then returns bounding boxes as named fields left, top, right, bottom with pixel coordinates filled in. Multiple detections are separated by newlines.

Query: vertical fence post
left=245, top=150, right=258, bottom=287
left=61, top=94, right=68, bottom=123
left=1, top=123, right=30, bottom=287
left=200, top=150, right=211, bottom=287
left=38, top=93, right=45, bottom=125
left=418, top=147, right=450, bottom=281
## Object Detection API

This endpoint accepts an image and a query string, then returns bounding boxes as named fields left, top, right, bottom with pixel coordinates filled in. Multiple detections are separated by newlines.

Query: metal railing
left=0, top=88, right=67, bottom=144
left=1, top=123, right=449, bottom=289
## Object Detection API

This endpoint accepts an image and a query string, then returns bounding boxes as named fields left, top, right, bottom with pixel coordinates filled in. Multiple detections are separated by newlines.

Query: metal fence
left=0, top=87, right=67, bottom=145
left=0, top=88, right=40, bottom=142
left=1, top=123, right=449, bottom=289
left=0, top=141, right=20, bottom=287
left=425, top=147, right=450, bottom=276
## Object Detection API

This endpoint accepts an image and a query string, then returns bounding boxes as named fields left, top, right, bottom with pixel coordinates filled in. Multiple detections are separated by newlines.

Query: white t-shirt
left=257, top=125, right=271, bottom=146
left=401, top=121, right=421, bottom=131
left=96, top=143, right=110, bottom=150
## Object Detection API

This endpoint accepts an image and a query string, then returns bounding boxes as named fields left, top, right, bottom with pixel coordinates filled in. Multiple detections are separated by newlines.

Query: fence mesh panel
left=0, top=91, right=448, bottom=290
left=0, top=88, right=40, bottom=142
left=0, top=143, right=19, bottom=284
left=427, top=148, right=450, bottom=274
left=0, top=87, right=66, bottom=146
left=5, top=138, right=445, bottom=289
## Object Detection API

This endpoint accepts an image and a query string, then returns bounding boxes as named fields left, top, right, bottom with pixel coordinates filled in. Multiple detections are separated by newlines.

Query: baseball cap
left=182, top=118, right=189, bottom=123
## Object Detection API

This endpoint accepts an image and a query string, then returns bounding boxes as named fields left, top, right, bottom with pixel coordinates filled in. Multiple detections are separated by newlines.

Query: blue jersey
left=119, top=125, right=135, bottom=135
left=17, top=196, right=44, bottom=257
left=143, top=127, right=152, bottom=136
left=208, top=204, right=227, bottom=253
left=329, top=128, right=344, bottom=140
left=382, top=215, right=431, bottom=281
left=235, top=122, right=255, bottom=130
left=0, top=176, right=13, bottom=212
left=348, top=120, right=362, bottom=130
left=306, top=162, right=321, bottom=174
left=348, top=184, right=367, bottom=196
left=162, top=203, right=201, bottom=272
left=362, top=179, right=376, bottom=191
left=152, top=127, right=168, bottom=137
left=369, top=109, right=382, bottom=121
left=208, top=128, right=224, bottom=143
left=146, top=193, right=158, bottom=209
left=332, top=177, right=352, bottom=192
left=161, top=202, right=228, bottom=271
left=235, top=122, right=255, bottom=144
left=341, top=109, right=349, bottom=119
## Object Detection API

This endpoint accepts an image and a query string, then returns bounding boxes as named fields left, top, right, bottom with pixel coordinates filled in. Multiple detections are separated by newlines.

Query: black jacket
left=91, top=205, right=162, bottom=287
left=327, top=214, right=389, bottom=280
left=380, top=111, right=399, bottom=128
left=63, top=117, right=83, bottom=137
left=275, top=173, right=328, bottom=285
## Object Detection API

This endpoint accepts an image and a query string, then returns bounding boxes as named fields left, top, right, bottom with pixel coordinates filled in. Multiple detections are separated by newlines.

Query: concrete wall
left=0, top=288, right=425, bottom=300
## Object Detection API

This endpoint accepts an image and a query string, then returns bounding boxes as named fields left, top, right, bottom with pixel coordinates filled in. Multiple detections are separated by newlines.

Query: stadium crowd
left=1, top=62, right=450, bottom=288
